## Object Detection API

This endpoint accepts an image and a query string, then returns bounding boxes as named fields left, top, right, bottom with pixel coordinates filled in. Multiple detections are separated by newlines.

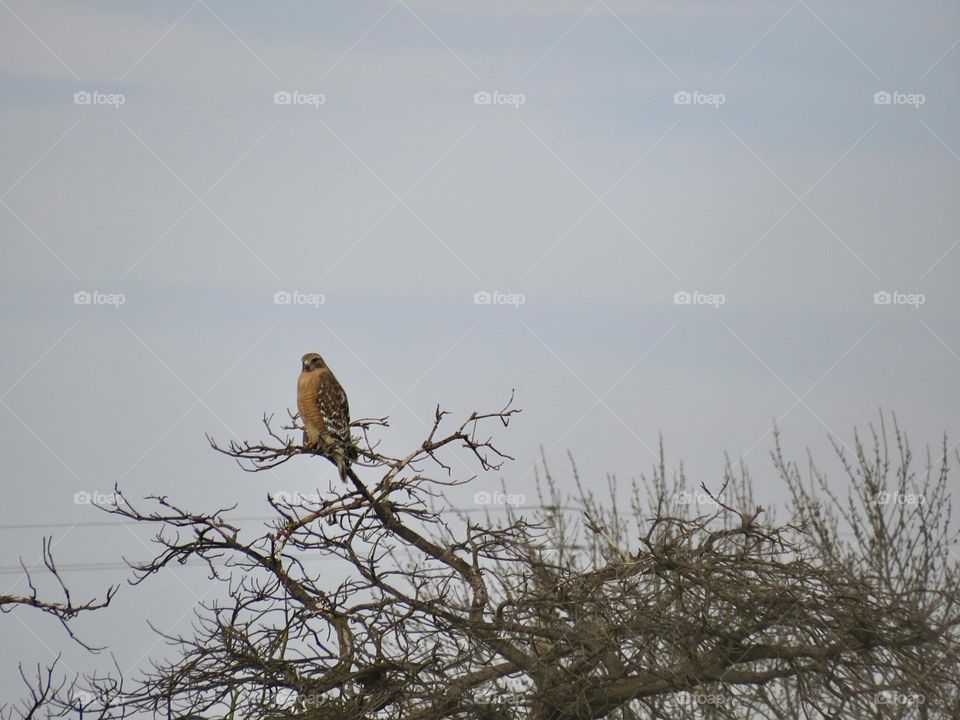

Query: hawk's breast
left=297, top=370, right=326, bottom=443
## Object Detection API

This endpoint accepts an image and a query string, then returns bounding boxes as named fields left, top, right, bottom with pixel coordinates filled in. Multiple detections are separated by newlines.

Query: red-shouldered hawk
left=297, top=352, right=354, bottom=481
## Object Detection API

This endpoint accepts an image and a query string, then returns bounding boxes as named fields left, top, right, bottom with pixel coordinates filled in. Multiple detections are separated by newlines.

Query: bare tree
left=1, top=541, right=117, bottom=720
left=1, top=537, right=117, bottom=650
left=8, top=402, right=960, bottom=719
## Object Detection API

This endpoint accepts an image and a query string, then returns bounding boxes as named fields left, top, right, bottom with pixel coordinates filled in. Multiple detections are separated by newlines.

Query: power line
left=0, top=558, right=217, bottom=576
left=0, top=505, right=585, bottom=533
left=0, top=505, right=588, bottom=575
left=0, top=516, right=275, bottom=531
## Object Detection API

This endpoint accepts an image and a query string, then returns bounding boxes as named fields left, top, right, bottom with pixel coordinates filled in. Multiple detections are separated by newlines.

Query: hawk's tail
left=334, top=440, right=358, bottom=483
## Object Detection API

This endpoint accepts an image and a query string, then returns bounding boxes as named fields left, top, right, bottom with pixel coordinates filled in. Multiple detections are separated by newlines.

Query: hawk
left=297, top=352, right=354, bottom=481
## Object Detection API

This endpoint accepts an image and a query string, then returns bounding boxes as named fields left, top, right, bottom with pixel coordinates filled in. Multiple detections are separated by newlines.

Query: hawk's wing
left=316, top=375, right=351, bottom=446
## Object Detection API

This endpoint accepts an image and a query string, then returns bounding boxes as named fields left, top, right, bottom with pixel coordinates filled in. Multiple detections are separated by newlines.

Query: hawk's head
left=301, top=353, right=326, bottom=372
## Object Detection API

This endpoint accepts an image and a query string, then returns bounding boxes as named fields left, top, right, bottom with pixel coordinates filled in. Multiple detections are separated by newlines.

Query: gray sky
left=2, top=0, right=959, bottom=703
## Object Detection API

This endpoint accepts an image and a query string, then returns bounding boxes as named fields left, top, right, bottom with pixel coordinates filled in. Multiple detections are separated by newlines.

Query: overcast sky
left=2, top=0, right=959, bottom=703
